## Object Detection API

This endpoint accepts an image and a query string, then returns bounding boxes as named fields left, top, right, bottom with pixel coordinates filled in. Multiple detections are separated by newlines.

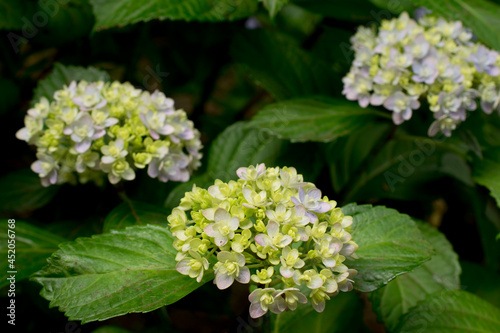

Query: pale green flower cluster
left=170, top=164, right=358, bottom=318
left=16, top=81, right=202, bottom=186
left=343, top=12, right=500, bottom=137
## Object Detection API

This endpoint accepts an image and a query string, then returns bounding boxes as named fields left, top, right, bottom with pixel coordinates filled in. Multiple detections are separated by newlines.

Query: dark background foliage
left=1, top=0, right=500, bottom=332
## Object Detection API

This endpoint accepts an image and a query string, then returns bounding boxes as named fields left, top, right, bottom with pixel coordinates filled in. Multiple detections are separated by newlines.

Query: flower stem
left=246, top=263, right=265, bottom=269
left=206, top=247, right=217, bottom=260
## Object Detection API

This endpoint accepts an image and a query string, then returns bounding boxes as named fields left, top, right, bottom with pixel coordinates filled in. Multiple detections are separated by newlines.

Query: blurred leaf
left=103, top=200, right=169, bottom=233
left=371, top=222, right=460, bottom=331
left=294, top=0, right=381, bottom=22
left=325, top=121, right=393, bottom=193
left=311, top=26, right=355, bottom=73
left=0, top=168, right=59, bottom=214
left=343, top=133, right=472, bottom=203
left=32, top=63, right=110, bottom=104
left=0, top=0, right=37, bottom=30
left=206, top=122, right=285, bottom=180
left=231, top=29, right=339, bottom=100
left=394, top=290, right=500, bottom=332
left=32, top=225, right=213, bottom=323
left=473, top=147, right=500, bottom=208
left=166, top=122, right=285, bottom=209
left=270, top=292, right=363, bottom=333
left=0, top=220, right=64, bottom=288
left=406, top=0, right=500, bottom=50
left=89, top=0, right=258, bottom=30
left=345, top=205, right=433, bottom=292
left=37, top=0, right=94, bottom=45
left=250, top=96, right=388, bottom=142
left=460, top=261, right=500, bottom=308
left=273, top=3, right=323, bottom=40
left=263, top=0, right=289, bottom=18
left=369, top=0, right=414, bottom=12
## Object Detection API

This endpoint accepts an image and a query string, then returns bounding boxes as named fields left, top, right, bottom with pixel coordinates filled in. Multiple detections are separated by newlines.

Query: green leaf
left=32, top=225, right=213, bottom=323
left=345, top=205, right=433, bottom=292
left=103, top=201, right=169, bottom=233
left=32, top=63, right=110, bottom=104
left=231, top=30, right=339, bottom=100
left=325, top=122, right=393, bottom=193
left=270, top=292, right=364, bottom=333
left=371, top=222, right=461, bottom=331
left=89, top=0, right=258, bottom=30
left=0, top=220, right=65, bottom=288
left=0, top=0, right=37, bottom=30
left=165, top=122, right=285, bottom=209
left=263, top=0, right=289, bottom=18
left=342, top=133, right=472, bottom=203
left=0, top=168, right=59, bottom=214
left=206, top=122, right=285, bottom=180
left=460, top=261, right=500, bottom=308
left=250, top=96, right=387, bottom=142
left=473, top=147, right=500, bottom=208
left=394, top=290, right=500, bottom=333
left=405, top=0, right=500, bottom=50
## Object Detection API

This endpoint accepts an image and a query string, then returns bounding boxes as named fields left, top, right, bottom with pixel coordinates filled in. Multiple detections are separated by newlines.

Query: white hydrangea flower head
left=171, top=164, right=358, bottom=318
left=16, top=80, right=202, bottom=186
left=343, top=11, right=500, bottom=137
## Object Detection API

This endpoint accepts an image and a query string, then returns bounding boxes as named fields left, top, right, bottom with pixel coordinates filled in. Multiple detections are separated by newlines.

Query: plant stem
left=115, top=184, right=140, bottom=223
left=206, top=247, right=217, bottom=260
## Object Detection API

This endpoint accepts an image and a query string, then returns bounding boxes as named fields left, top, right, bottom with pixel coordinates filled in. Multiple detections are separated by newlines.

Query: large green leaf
left=32, top=63, right=110, bottom=104
left=0, top=220, right=65, bottom=288
left=395, top=290, right=500, bottom=332
left=103, top=201, right=169, bottom=233
left=231, top=30, right=339, bottom=100
left=270, top=292, right=364, bottom=333
left=473, top=147, right=500, bottom=208
left=165, top=122, right=285, bottom=208
left=0, top=168, right=59, bottom=214
left=263, top=0, right=289, bottom=18
left=345, top=205, right=433, bottom=292
left=206, top=122, right=285, bottom=180
left=371, top=222, right=460, bottom=331
left=89, top=0, right=258, bottom=30
left=405, top=0, right=500, bottom=51
left=32, top=225, right=213, bottom=323
left=324, top=122, right=393, bottom=193
left=249, top=97, right=388, bottom=142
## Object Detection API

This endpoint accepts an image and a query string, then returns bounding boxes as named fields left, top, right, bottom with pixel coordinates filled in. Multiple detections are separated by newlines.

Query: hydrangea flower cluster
left=342, top=12, right=500, bottom=136
left=16, top=81, right=202, bottom=186
left=170, top=164, right=358, bottom=318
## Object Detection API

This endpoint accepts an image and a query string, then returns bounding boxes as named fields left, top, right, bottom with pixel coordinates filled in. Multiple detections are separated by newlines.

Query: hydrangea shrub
left=16, top=81, right=202, bottom=186
left=170, top=164, right=358, bottom=318
left=343, top=12, right=500, bottom=136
